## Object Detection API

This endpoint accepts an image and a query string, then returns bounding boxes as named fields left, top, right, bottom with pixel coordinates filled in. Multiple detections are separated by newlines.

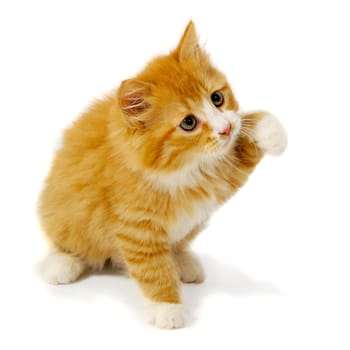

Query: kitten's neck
left=141, top=154, right=228, bottom=193
left=143, top=162, right=202, bottom=193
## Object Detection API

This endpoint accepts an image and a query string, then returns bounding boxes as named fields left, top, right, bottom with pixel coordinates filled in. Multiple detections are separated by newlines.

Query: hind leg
left=41, top=250, right=86, bottom=285
left=172, top=226, right=205, bottom=284
left=173, top=249, right=205, bottom=284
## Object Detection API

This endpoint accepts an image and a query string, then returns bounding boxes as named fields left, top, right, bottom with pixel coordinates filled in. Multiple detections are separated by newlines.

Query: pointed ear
left=174, top=21, right=202, bottom=62
left=118, top=79, right=153, bottom=119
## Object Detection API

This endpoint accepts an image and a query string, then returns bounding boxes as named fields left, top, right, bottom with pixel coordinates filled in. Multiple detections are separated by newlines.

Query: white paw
left=146, top=302, right=185, bottom=329
left=255, top=114, right=287, bottom=156
left=41, top=251, right=85, bottom=285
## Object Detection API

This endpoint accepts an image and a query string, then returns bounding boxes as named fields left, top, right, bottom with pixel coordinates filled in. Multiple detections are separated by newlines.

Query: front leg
left=116, top=233, right=184, bottom=329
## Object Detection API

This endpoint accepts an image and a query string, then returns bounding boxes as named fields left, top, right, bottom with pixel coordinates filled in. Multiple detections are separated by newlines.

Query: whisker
left=238, top=128, right=260, bottom=156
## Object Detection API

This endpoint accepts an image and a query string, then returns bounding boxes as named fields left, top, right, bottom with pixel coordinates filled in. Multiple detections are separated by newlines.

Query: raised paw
left=254, top=114, right=288, bottom=156
left=146, top=302, right=185, bottom=329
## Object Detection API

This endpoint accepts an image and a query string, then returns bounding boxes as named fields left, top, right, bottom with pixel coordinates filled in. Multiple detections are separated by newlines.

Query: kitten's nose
left=219, top=124, right=231, bottom=136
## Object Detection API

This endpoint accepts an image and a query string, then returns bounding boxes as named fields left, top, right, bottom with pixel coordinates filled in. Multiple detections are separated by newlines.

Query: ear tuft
left=174, top=20, right=202, bottom=62
left=118, top=79, right=152, bottom=117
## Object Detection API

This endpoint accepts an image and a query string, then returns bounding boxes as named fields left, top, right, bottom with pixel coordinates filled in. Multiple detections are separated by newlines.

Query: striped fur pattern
left=38, top=22, right=287, bottom=328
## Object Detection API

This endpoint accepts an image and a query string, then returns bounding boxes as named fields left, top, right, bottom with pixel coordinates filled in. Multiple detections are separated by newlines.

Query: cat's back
left=60, top=97, right=113, bottom=160
left=38, top=96, right=123, bottom=254
left=42, top=97, right=115, bottom=191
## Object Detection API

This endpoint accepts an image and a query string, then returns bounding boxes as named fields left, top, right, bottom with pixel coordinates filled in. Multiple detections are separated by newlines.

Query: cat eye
left=180, top=115, right=198, bottom=131
left=211, top=91, right=224, bottom=107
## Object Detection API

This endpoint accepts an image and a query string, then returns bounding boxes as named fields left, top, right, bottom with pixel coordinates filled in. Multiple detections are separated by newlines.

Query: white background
left=1, top=0, right=349, bottom=349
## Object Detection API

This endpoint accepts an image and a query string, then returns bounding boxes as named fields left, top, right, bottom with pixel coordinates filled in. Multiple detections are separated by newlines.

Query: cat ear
left=118, top=79, right=153, bottom=119
left=174, top=21, right=203, bottom=62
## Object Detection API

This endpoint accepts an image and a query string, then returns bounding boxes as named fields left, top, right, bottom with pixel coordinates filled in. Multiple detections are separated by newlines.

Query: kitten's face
left=118, top=22, right=240, bottom=173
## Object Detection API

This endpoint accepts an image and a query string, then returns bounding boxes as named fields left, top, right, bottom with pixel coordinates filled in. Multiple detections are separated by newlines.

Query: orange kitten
left=38, top=21, right=287, bottom=329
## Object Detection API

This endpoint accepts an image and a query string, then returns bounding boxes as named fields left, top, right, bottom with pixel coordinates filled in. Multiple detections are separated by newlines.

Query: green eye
left=211, top=91, right=224, bottom=107
left=180, top=115, right=198, bottom=131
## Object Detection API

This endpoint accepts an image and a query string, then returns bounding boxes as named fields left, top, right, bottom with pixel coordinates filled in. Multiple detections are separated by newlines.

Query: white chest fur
left=168, top=197, right=218, bottom=243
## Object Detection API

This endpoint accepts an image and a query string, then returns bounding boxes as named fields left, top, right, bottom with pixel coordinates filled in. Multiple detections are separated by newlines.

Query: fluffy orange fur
left=38, top=21, right=285, bottom=328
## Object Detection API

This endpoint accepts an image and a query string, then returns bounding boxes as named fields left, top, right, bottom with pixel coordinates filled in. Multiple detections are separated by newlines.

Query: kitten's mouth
left=219, top=133, right=232, bottom=145
left=220, top=121, right=240, bottom=143
left=218, top=123, right=232, bottom=137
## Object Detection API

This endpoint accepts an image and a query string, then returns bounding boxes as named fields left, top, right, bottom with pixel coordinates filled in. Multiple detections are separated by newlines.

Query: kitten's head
left=117, top=21, right=240, bottom=174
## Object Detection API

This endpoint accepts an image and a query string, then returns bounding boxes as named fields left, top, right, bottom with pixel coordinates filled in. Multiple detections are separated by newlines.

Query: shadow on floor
left=182, top=253, right=281, bottom=315
left=36, top=252, right=281, bottom=320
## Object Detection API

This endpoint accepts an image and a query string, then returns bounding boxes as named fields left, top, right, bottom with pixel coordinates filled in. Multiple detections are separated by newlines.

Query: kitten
left=38, top=21, right=287, bottom=329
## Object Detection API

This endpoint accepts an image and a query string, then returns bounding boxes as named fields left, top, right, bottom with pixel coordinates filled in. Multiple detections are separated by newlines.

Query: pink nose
left=219, top=124, right=231, bottom=136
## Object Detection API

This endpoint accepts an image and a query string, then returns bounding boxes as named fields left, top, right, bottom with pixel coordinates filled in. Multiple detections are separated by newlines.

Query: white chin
left=213, top=137, right=235, bottom=157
